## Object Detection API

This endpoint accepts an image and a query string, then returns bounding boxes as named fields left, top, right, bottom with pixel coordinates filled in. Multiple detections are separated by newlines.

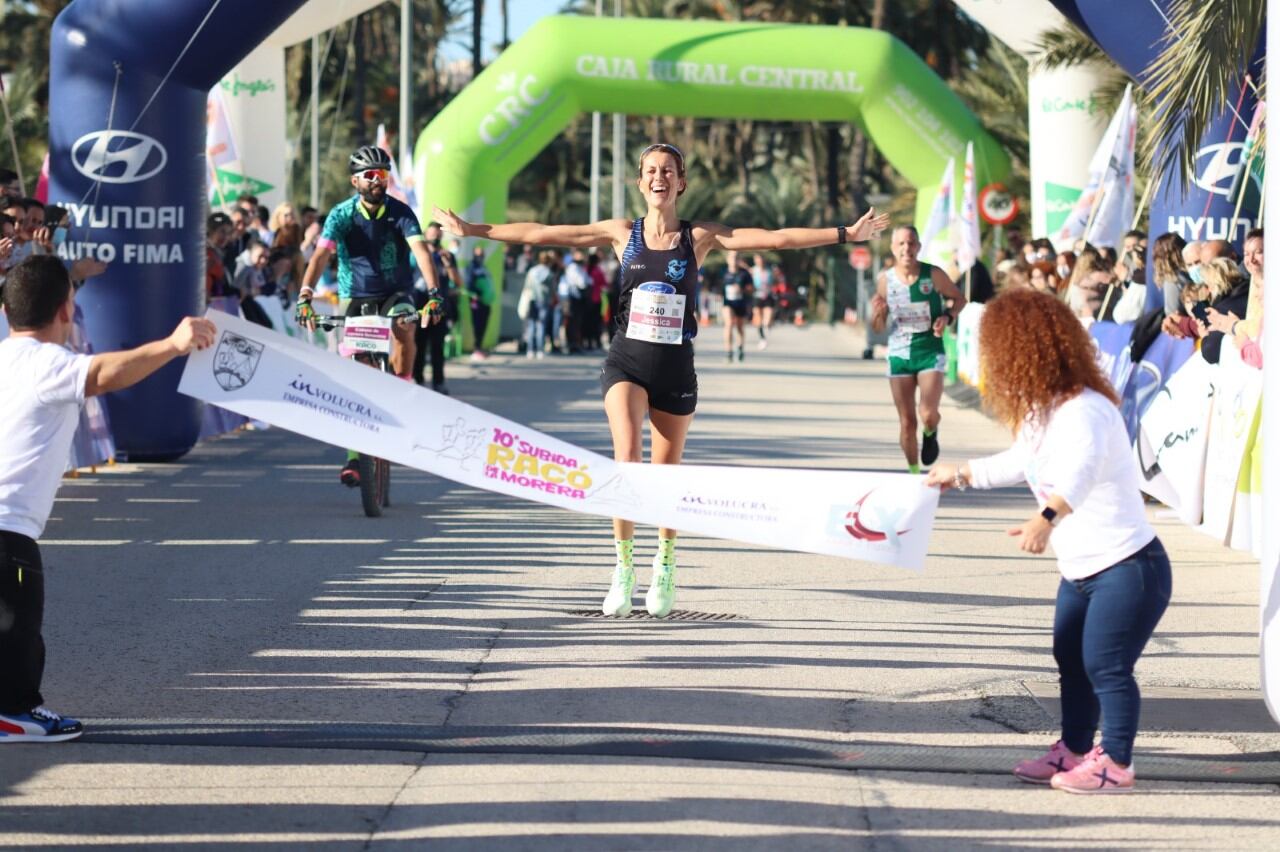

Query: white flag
left=953, top=142, right=981, bottom=274
left=920, top=157, right=955, bottom=266
left=1058, top=85, right=1135, bottom=248
left=1084, top=85, right=1137, bottom=249
left=376, top=123, right=415, bottom=206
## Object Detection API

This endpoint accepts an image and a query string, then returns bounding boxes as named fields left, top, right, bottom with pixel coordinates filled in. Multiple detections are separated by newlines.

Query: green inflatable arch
left=415, top=15, right=1008, bottom=348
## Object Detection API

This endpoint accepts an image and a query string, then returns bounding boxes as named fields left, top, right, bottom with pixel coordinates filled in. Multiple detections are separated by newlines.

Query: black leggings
left=0, top=531, right=45, bottom=715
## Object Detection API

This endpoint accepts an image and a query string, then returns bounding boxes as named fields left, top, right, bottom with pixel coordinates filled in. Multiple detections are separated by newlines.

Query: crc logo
left=71, top=130, right=167, bottom=184
left=479, top=73, right=548, bottom=146
left=1193, top=142, right=1259, bottom=197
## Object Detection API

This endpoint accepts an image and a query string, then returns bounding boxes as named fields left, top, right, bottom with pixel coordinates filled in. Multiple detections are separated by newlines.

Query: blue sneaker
left=0, top=707, right=85, bottom=743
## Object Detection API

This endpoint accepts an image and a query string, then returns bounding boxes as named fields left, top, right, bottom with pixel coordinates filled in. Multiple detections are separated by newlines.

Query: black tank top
left=614, top=218, right=699, bottom=342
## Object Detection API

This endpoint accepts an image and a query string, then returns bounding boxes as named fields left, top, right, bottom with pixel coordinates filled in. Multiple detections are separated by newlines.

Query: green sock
left=657, top=537, right=676, bottom=568
left=908, top=463, right=921, bottom=474
left=346, top=450, right=359, bottom=462
left=615, top=539, right=634, bottom=569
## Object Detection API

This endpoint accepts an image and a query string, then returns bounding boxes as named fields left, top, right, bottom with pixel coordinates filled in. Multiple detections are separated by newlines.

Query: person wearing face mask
left=1055, top=251, right=1075, bottom=286
left=433, top=143, right=889, bottom=618
left=465, top=244, right=495, bottom=361
left=411, top=221, right=462, bottom=392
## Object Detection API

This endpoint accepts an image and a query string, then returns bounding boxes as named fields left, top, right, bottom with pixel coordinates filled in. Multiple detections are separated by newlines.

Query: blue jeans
left=1054, top=537, right=1171, bottom=765
left=525, top=303, right=546, bottom=354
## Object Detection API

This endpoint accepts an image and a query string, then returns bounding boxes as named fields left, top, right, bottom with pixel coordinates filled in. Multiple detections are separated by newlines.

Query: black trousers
left=471, top=303, right=491, bottom=351
left=0, top=531, right=45, bottom=715
left=414, top=320, right=449, bottom=387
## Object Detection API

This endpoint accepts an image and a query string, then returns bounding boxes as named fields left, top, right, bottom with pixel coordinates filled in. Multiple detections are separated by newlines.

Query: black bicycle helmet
left=349, top=145, right=393, bottom=174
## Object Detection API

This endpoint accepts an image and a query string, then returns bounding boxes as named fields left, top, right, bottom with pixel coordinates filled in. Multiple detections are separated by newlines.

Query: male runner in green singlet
left=870, top=225, right=966, bottom=473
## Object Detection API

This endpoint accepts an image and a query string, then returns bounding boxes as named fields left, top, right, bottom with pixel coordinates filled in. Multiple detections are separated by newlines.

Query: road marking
left=287, top=538, right=391, bottom=545
left=128, top=498, right=200, bottom=504
left=41, top=539, right=131, bottom=545
left=156, top=539, right=261, bottom=546
left=54, top=497, right=98, bottom=503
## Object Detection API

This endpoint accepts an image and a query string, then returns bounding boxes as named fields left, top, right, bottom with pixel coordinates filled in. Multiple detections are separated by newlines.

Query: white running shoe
left=602, top=563, right=635, bottom=616
left=757, top=339, right=769, bottom=351
left=646, top=554, right=677, bottom=617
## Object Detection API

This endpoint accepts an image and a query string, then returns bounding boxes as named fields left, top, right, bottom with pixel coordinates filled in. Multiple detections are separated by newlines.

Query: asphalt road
left=2, top=323, right=1277, bottom=850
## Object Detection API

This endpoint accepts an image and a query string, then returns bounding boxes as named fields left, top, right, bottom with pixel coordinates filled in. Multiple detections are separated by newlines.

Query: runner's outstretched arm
left=694, top=207, right=890, bottom=257
left=433, top=207, right=629, bottom=249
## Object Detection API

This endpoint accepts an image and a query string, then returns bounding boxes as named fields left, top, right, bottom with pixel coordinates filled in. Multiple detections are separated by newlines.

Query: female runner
left=435, top=143, right=888, bottom=617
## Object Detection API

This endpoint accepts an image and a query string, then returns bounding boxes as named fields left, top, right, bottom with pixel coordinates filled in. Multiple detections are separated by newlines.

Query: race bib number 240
left=627, top=283, right=686, bottom=345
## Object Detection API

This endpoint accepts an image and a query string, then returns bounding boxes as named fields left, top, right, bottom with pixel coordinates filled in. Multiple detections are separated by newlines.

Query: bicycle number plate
left=343, top=316, right=394, bottom=354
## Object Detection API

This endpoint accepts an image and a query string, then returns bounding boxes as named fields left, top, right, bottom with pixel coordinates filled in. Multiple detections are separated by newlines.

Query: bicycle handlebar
left=311, top=313, right=422, bottom=332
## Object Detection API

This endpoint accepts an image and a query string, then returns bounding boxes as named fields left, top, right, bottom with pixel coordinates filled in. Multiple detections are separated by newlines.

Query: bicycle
left=312, top=305, right=422, bottom=517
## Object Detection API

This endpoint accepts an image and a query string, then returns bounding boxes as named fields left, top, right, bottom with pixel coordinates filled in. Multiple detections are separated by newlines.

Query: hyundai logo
left=1192, top=142, right=1259, bottom=198
left=71, top=130, right=167, bottom=184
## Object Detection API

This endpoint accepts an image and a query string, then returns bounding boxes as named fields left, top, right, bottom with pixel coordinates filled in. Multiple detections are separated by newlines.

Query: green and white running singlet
left=885, top=263, right=946, bottom=378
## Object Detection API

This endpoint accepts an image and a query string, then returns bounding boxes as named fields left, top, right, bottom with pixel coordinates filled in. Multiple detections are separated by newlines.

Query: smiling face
left=1244, top=235, right=1263, bottom=279
left=890, top=227, right=920, bottom=265
left=351, top=170, right=388, bottom=206
left=636, top=149, right=685, bottom=211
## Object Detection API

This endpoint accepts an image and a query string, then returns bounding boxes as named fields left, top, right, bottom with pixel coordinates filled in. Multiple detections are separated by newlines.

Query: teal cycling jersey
left=319, top=195, right=425, bottom=299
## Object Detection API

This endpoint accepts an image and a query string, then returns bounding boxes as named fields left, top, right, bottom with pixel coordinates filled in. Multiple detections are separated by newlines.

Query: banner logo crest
left=213, top=331, right=264, bottom=391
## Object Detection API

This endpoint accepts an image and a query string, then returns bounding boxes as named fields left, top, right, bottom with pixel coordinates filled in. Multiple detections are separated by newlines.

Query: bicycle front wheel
left=358, top=454, right=383, bottom=517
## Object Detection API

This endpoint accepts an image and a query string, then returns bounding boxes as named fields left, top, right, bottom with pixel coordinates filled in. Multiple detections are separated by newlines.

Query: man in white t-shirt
left=0, top=256, right=215, bottom=743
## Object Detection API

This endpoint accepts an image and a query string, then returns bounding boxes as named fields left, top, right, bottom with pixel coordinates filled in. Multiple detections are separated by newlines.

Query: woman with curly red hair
left=927, top=289, right=1171, bottom=794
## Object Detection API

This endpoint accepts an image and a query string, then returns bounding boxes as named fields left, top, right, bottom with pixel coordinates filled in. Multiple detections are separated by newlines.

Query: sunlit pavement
left=2, top=324, right=1277, bottom=850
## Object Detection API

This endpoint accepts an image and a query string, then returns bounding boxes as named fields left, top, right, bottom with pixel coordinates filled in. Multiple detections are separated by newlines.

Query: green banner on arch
left=415, top=15, right=1009, bottom=348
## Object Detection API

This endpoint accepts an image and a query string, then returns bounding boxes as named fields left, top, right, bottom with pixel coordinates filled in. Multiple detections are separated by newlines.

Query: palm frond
left=1140, top=0, right=1265, bottom=186
left=1030, top=22, right=1107, bottom=71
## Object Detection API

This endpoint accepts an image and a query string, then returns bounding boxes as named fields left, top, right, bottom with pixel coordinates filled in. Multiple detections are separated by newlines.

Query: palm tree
left=1141, top=0, right=1265, bottom=183
left=0, top=0, right=72, bottom=184
left=471, top=0, right=484, bottom=79
left=1035, top=0, right=1264, bottom=194
left=951, top=39, right=1030, bottom=231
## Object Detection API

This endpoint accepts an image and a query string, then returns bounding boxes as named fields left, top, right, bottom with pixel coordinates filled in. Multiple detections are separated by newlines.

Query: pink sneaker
left=1013, top=740, right=1086, bottom=785
left=1050, top=746, right=1135, bottom=794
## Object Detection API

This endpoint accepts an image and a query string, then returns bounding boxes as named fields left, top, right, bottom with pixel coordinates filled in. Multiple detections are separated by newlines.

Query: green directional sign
left=211, top=168, right=274, bottom=206
left=1043, top=181, right=1083, bottom=237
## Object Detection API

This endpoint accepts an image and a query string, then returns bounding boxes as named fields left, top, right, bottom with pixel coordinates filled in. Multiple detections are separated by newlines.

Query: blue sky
left=437, top=1, right=576, bottom=63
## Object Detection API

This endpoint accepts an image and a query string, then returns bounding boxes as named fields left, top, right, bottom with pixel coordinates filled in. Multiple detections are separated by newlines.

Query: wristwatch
left=1040, top=506, right=1058, bottom=525
left=952, top=469, right=969, bottom=491
left=837, top=225, right=848, bottom=245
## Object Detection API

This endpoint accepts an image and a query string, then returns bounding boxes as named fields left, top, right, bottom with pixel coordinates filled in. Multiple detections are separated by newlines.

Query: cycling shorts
left=341, top=291, right=417, bottom=319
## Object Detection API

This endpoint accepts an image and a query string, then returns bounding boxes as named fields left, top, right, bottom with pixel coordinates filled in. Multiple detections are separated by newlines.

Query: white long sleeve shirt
left=967, top=388, right=1155, bottom=580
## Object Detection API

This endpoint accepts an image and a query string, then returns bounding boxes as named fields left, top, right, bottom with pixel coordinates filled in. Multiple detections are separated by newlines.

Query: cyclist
left=297, top=145, right=442, bottom=488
